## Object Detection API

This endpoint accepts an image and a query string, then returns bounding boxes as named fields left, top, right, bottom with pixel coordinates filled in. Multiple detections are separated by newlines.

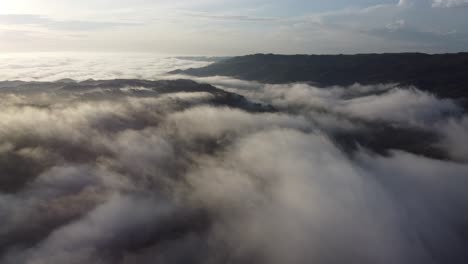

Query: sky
left=0, top=0, right=467, bottom=55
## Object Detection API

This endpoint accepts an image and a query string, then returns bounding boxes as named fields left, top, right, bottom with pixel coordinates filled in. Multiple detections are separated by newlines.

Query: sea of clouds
left=0, top=53, right=212, bottom=81
left=0, top=54, right=467, bottom=264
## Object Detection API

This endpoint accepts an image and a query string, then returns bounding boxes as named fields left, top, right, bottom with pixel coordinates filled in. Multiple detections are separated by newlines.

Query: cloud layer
left=0, top=54, right=214, bottom=82
left=0, top=72, right=467, bottom=264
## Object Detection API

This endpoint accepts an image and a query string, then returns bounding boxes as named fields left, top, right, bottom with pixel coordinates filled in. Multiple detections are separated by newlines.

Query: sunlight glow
left=0, top=3, right=21, bottom=14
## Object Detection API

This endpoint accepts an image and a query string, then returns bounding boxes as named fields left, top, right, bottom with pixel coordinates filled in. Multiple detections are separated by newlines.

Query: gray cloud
left=436, top=116, right=468, bottom=161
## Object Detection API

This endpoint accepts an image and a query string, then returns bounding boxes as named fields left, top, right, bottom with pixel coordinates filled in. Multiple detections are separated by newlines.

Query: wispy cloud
left=432, top=0, right=468, bottom=8
left=0, top=14, right=140, bottom=31
left=184, top=11, right=278, bottom=22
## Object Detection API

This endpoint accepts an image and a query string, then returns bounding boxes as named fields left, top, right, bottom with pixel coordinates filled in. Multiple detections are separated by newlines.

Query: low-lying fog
left=0, top=54, right=467, bottom=264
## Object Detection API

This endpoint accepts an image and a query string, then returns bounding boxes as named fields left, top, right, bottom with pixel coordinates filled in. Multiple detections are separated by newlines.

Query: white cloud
left=432, top=0, right=468, bottom=7
left=191, top=77, right=460, bottom=126
left=386, top=19, right=406, bottom=31
left=337, top=88, right=460, bottom=124
left=0, top=54, right=213, bottom=81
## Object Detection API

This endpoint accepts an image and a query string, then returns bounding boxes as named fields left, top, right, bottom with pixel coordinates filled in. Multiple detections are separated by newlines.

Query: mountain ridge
left=170, top=53, right=468, bottom=100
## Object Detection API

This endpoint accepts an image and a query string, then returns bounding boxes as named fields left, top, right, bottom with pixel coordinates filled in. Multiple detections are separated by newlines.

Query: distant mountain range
left=171, top=53, right=468, bottom=100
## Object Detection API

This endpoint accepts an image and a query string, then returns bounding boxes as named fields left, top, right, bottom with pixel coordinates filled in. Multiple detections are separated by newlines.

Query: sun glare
left=0, top=3, right=18, bottom=14
left=0, top=2, right=38, bottom=14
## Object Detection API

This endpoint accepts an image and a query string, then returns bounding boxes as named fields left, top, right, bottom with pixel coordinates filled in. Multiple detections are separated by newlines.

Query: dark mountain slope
left=0, top=79, right=273, bottom=113
left=171, top=53, right=468, bottom=99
